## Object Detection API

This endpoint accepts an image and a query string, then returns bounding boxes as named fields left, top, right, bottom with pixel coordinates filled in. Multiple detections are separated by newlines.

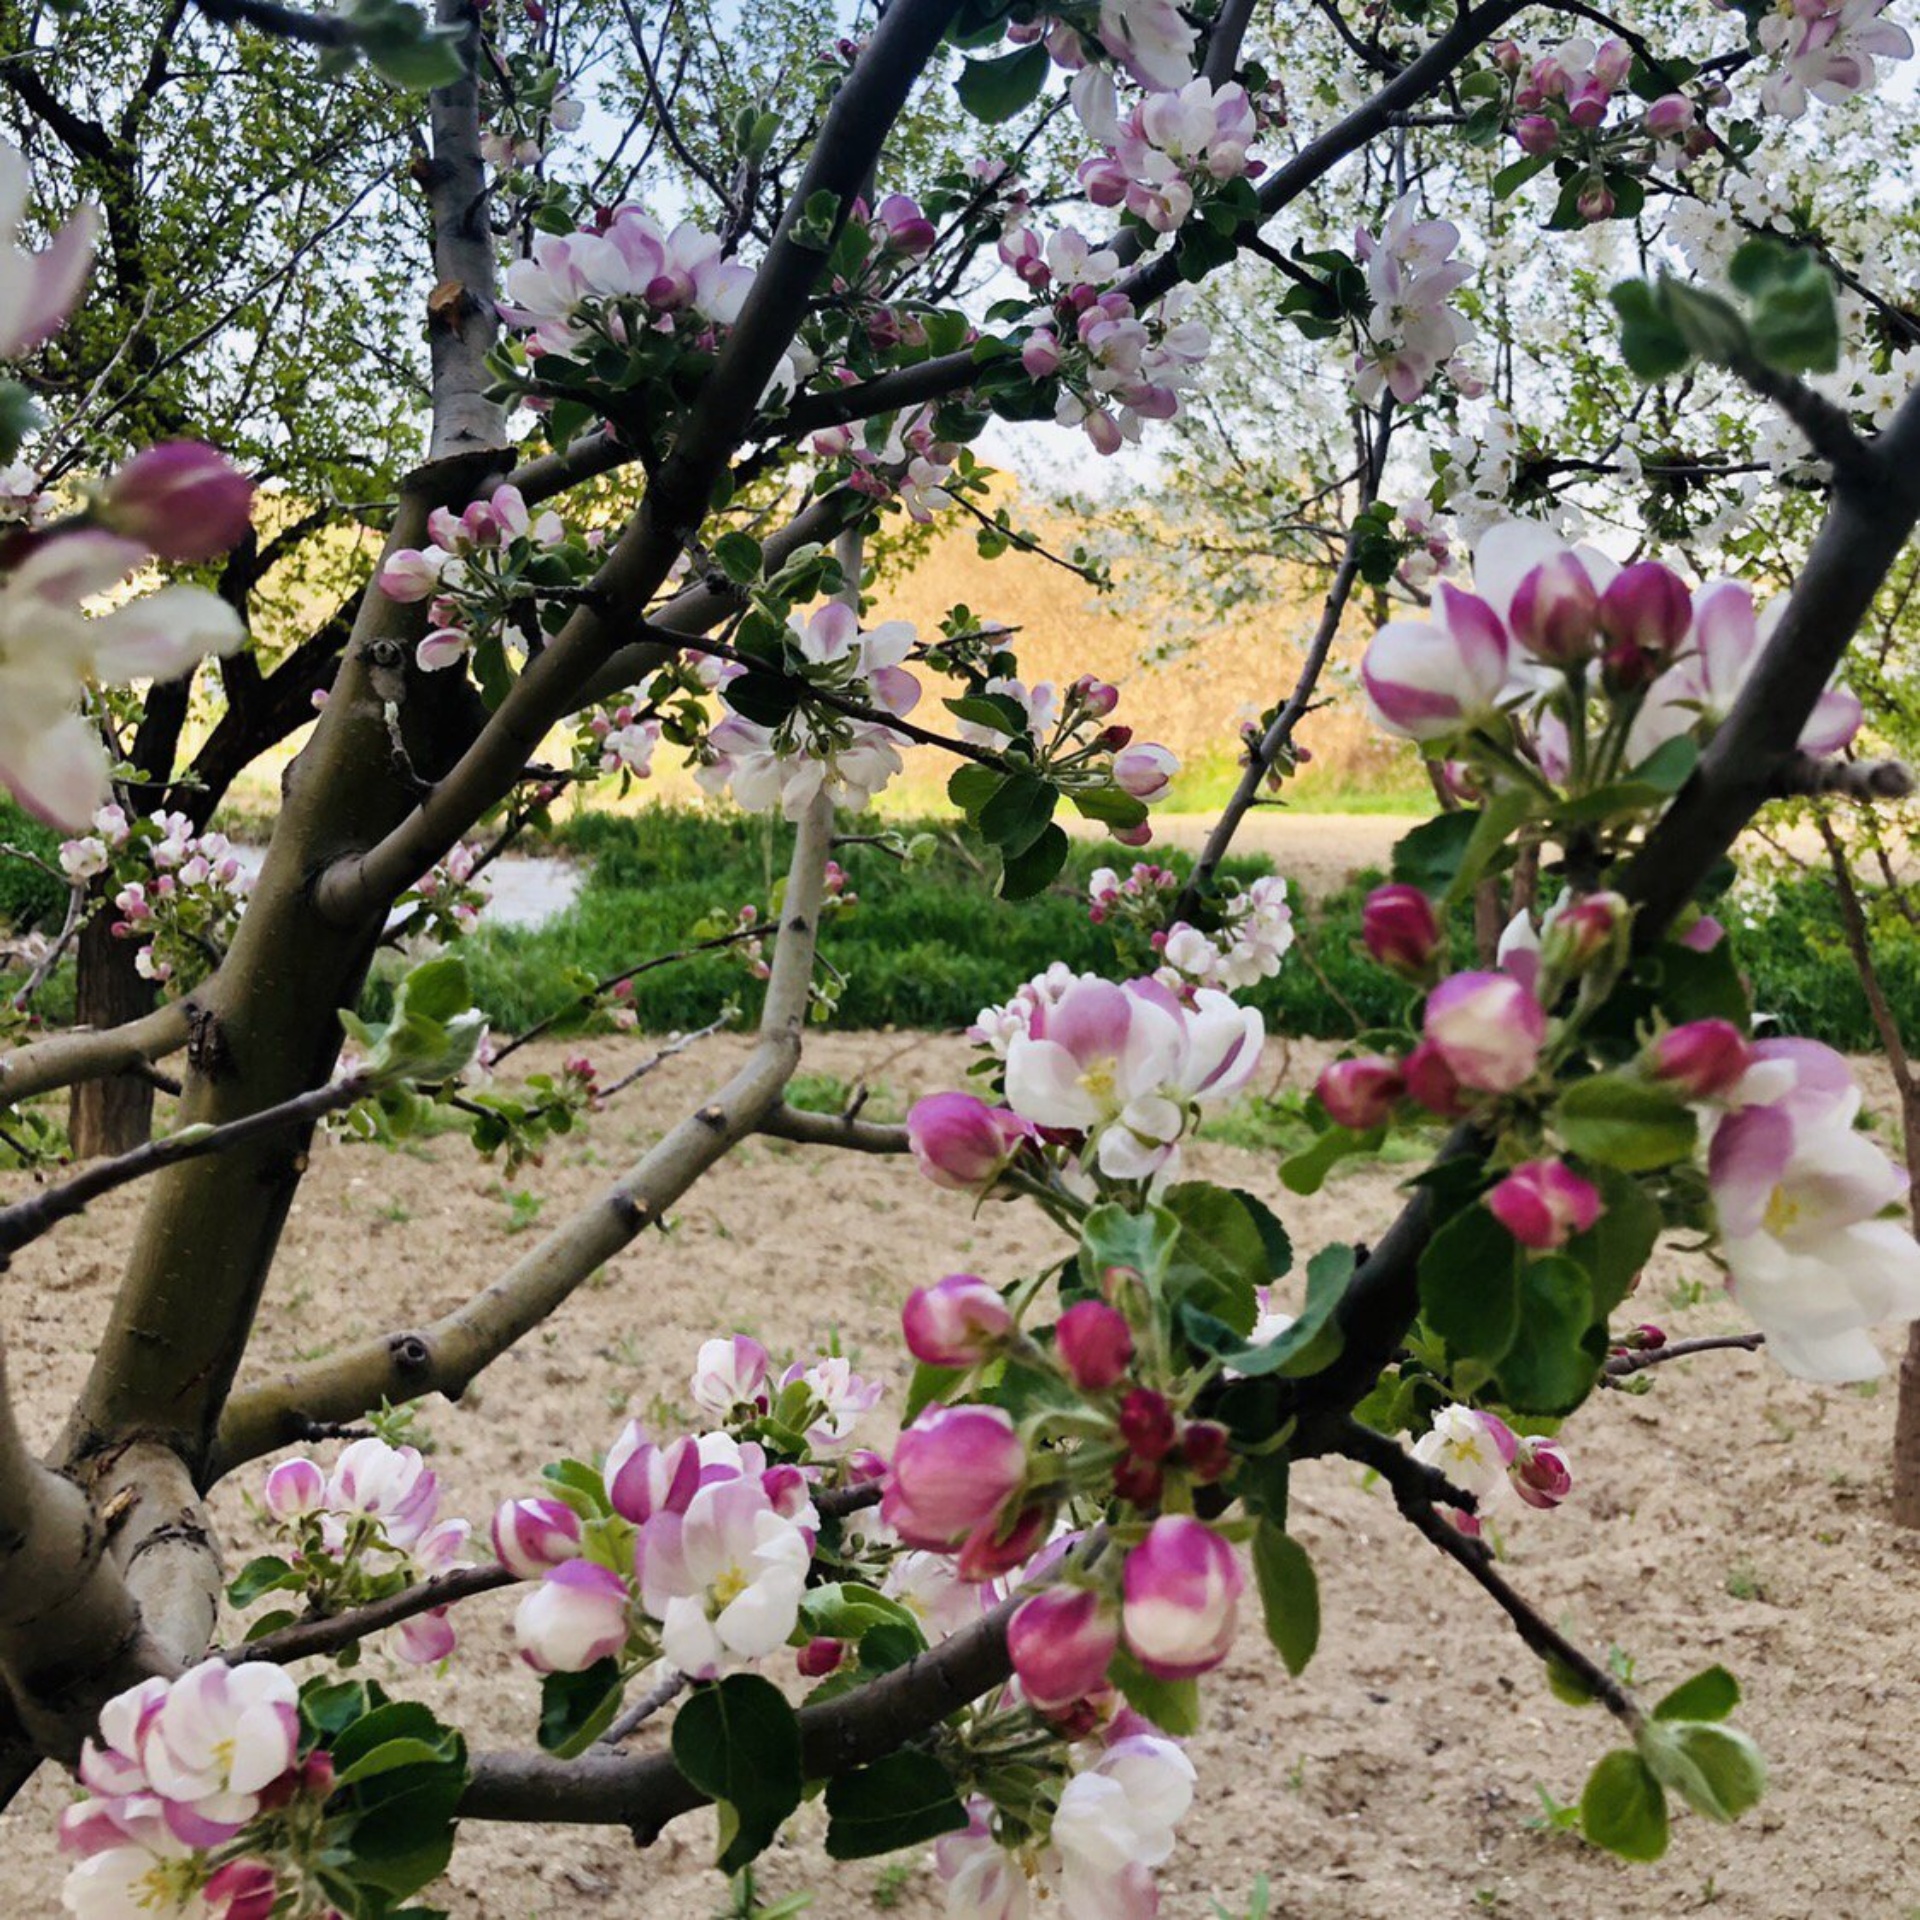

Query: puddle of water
left=232, top=850, right=583, bottom=930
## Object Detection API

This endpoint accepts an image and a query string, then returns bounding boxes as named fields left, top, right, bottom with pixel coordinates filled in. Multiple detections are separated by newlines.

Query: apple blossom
left=326, top=1438, right=439, bottom=1550
left=513, top=1558, right=633, bottom=1673
left=1047, top=1731, right=1197, bottom=1919
left=637, top=1475, right=812, bottom=1678
left=261, top=1456, right=325, bottom=1522
left=934, top=1801, right=1033, bottom=1920
left=1486, top=1158, right=1604, bottom=1250
left=779, top=1354, right=882, bottom=1451
left=139, top=1663, right=300, bottom=1827
left=492, top=1495, right=585, bottom=1580
left=1361, top=584, right=1510, bottom=741
left=1759, top=0, right=1913, bottom=118
left=1403, top=1039, right=1469, bottom=1118
left=1112, top=741, right=1179, bottom=801
left=1120, top=1515, right=1244, bottom=1680
left=1055, top=1299, right=1134, bottom=1392
left=1511, top=1435, right=1573, bottom=1509
left=955, top=1500, right=1053, bottom=1583
left=1422, top=970, right=1546, bottom=1094
left=1412, top=1403, right=1514, bottom=1504
left=881, top=1404, right=1026, bottom=1549
left=903, top=1273, right=1015, bottom=1367
left=0, top=139, right=97, bottom=362
left=1008, top=1586, right=1119, bottom=1713
left=1707, top=1054, right=1920, bottom=1380
left=689, top=1334, right=771, bottom=1420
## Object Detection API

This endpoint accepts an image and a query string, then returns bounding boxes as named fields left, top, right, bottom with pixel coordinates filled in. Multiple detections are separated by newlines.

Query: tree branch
left=227, top=1564, right=517, bottom=1666
left=0, top=1001, right=192, bottom=1113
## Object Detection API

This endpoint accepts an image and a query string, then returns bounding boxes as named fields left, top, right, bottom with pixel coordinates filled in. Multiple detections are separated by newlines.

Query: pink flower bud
left=1315, top=1054, right=1406, bottom=1130
left=1576, top=182, right=1616, bottom=223
left=907, top=1092, right=1030, bottom=1192
left=1486, top=1158, right=1603, bottom=1250
left=1112, top=1454, right=1164, bottom=1506
left=1122, top=1516, right=1244, bottom=1681
left=1597, top=561, right=1691, bottom=681
left=1056, top=1300, right=1134, bottom=1392
left=604, top=1429, right=702, bottom=1526
left=1645, top=92, right=1695, bottom=138
left=1490, top=37, right=1523, bottom=71
left=102, top=442, right=254, bottom=562
left=1648, top=1018, right=1749, bottom=1098
left=1543, top=890, right=1627, bottom=971
left=1112, top=742, right=1179, bottom=802
left=1627, top=1322, right=1666, bottom=1350
left=262, top=1457, right=325, bottom=1522
left=880, top=1405, right=1026, bottom=1549
left=689, top=1334, right=770, bottom=1419
left=204, top=1860, right=279, bottom=1920
left=956, top=1500, right=1050, bottom=1582
left=513, top=1560, right=631, bottom=1673
left=1566, top=76, right=1612, bottom=127
left=491, top=1496, right=585, bottom=1579
left=873, top=193, right=936, bottom=256
left=1021, top=330, right=1064, bottom=378
left=1362, top=883, right=1445, bottom=978
left=1592, top=36, right=1632, bottom=88
left=1423, top=971, right=1546, bottom=1094
left=1511, top=1435, right=1572, bottom=1508
left=903, top=1273, right=1015, bottom=1367
left=299, top=1749, right=335, bottom=1800
left=1073, top=674, right=1121, bottom=718
left=1008, top=1587, right=1118, bottom=1712
left=1181, top=1420, right=1233, bottom=1483
left=1403, top=1040, right=1468, bottom=1118
left=1510, top=552, right=1600, bottom=664
left=797, top=1636, right=845, bottom=1677
left=1514, top=114, right=1560, bottom=155
left=1117, top=1387, right=1176, bottom=1462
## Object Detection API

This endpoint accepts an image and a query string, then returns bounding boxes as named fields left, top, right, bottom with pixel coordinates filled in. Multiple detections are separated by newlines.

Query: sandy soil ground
left=4, top=1031, right=1919, bottom=1920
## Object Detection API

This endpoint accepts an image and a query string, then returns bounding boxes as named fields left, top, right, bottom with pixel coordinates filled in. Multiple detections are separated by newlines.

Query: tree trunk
left=67, top=916, right=157, bottom=1159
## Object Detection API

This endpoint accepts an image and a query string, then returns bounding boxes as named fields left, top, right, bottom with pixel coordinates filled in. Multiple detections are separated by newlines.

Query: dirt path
left=4, top=1033, right=1918, bottom=1918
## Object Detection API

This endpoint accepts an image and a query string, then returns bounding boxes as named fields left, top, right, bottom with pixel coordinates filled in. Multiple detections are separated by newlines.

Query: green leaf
left=1545, top=1656, right=1598, bottom=1706
left=1185, top=1241, right=1349, bottom=1378
left=824, top=1752, right=969, bottom=1860
left=955, top=43, right=1050, bottom=123
left=1731, top=238, right=1839, bottom=374
left=1639, top=1719, right=1767, bottom=1823
left=1418, top=1202, right=1521, bottom=1366
left=1443, top=788, right=1534, bottom=905
left=800, top=1583, right=921, bottom=1642
left=1109, top=1648, right=1201, bottom=1736
left=671, top=1674, right=805, bottom=1873
left=1390, top=809, right=1479, bottom=895
left=1251, top=1520, right=1320, bottom=1676
left=334, top=1736, right=460, bottom=1788
left=711, top=531, right=762, bottom=584
left=1564, top=1168, right=1662, bottom=1322
left=1555, top=1075, right=1697, bottom=1172
left=1068, top=785, right=1149, bottom=830
left=997, top=822, right=1068, bottom=900
left=1494, top=1256, right=1601, bottom=1416
left=1653, top=1665, right=1740, bottom=1724
left=537, top=1660, right=626, bottom=1758
left=1492, top=154, right=1551, bottom=198
left=977, top=772, right=1058, bottom=859
left=1581, top=1748, right=1670, bottom=1860
left=0, top=381, right=39, bottom=467
left=903, top=1359, right=968, bottom=1423
left=1161, top=1182, right=1274, bottom=1331
left=948, top=761, right=1001, bottom=821
left=228, top=1554, right=298, bottom=1607
left=1610, top=279, right=1691, bottom=382
left=1279, top=1123, right=1385, bottom=1195
left=1661, top=278, right=1751, bottom=366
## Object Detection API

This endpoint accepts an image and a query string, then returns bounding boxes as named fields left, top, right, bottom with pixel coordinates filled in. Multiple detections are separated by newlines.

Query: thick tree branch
left=758, top=1105, right=912, bottom=1154
left=227, top=1564, right=517, bottom=1665
left=0, top=1001, right=192, bottom=1113
left=208, top=795, right=839, bottom=1478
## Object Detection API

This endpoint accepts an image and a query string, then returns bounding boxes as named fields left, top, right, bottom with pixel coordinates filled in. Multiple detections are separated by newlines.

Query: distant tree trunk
left=1817, top=816, right=1920, bottom=1526
left=67, top=915, right=156, bottom=1158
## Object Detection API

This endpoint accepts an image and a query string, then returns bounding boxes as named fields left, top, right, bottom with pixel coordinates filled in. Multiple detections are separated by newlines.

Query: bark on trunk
left=67, top=915, right=157, bottom=1159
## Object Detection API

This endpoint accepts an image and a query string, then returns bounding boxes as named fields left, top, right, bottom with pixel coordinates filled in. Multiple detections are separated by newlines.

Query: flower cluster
left=694, top=602, right=922, bottom=820
left=1757, top=0, right=1913, bottom=118
left=60, top=1665, right=331, bottom=1920
left=505, top=1334, right=880, bottom=1681
left=1021, top=0, right=1198, bottom=92
left=810, top=403, right=961, bottom=524
left=391, top=840, right=493, bottom=952
left=377, top=483, right=583, bottom=675
left=1360, top=519, right=1860, bottom=781
left=934, top=1724, right=1196, bottom=1918
left=1352, top=193, right=1480, bottom=406
left=1086, top=862, right=1295, bottom=992
left=253, top=1439, right=475, bottom=1664
left=1001, top=225, right=1210, bottom=452
left=1413, top=1402, right=1573, bottom=1535
left=916, top=969, right=1264, bottom=1190
left=60, top=804, right=254, bottom=990
left=1498, top=32, right=1707, bottom=211
left=1076, top=77, right=1267, bottom=234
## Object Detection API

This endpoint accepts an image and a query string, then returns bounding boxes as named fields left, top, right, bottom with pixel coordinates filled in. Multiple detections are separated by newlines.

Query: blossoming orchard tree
left=0, top=0, right=1918, bottom=1909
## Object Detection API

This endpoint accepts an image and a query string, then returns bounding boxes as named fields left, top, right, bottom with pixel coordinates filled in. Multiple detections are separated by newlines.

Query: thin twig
left=225, top=1564, right=518, bottom=1666
left=1603, top=1332, right=1765, bottom=1380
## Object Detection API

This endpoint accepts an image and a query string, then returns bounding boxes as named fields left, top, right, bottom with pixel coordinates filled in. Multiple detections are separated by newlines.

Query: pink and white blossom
left=903, top=1273, right=1015, bottom=1367
left=1421, top=970, right=1546, bottom=1094
left=1486, top=1158, right=1603, bottom=1250
left=880, top=1404, right=1026, bottom=1549
left=1120, top=1515, right=1243, bottom=1681
left=513, top=1558, right=634, bottom=1673
left=1361, top=584, right=1509, bottom=741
